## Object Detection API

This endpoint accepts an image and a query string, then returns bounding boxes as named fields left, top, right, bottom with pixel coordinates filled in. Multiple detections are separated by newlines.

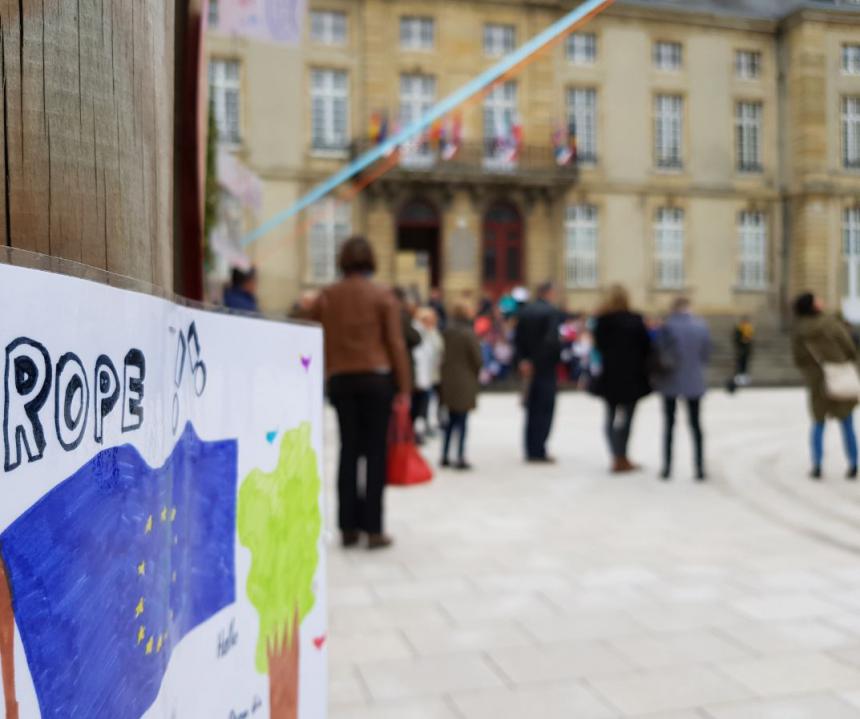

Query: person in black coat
left=593, top=285, right=652, bottom=473
left=515, top=281, right=563, bottom=462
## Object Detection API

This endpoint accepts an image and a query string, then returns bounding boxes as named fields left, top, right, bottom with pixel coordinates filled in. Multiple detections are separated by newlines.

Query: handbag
left=387, top=403, right=433, bottom=486
left=806, top=343, right=860, bottom=401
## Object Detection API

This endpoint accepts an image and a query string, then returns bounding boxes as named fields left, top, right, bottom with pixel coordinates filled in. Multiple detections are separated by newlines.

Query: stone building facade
left=206, top=0, right=860, bottom=321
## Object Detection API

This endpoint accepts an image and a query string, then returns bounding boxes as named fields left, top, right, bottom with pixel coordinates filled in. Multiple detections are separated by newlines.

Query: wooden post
left=0, top=556, right=16, bottom=719
left=0, top=0, right=176, bottom=289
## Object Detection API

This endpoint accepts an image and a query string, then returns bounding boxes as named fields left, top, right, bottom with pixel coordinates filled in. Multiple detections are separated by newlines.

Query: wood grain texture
left=0, top=0, right=174, bottom=289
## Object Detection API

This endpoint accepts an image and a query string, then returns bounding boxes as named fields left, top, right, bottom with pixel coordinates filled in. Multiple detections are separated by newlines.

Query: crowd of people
left=223, top=237, right=860, bottom=550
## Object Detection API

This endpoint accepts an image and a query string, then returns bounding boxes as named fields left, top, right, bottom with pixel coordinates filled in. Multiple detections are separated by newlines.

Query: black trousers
left=663, top=396, right=704, bottom=474
left=735, top=348, right=751, bottom=376
left=526, top=372, right=557, bottom=460
left=329, top=373, right=394, bottom=534
left=605, top=400, right=638, bottom=460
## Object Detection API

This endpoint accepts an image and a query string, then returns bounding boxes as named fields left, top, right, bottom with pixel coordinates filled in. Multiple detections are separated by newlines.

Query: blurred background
left=204, top=0, right=860, bottom=385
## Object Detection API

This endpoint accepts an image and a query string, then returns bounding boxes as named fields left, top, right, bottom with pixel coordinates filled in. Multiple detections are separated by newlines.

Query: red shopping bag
left=387, top=403, right=433, bottom=486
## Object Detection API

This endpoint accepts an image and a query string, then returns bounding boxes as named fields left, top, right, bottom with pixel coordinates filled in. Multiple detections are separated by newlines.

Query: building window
left=484, top=24, right=516, bottom=58
left=483, top=81, right=518, bottom=154
left=844, top=208, right=860, bottom=303
left=654, top=208, right=684, bottom=289
left=738, top=212, right=767, bottom=290
left=400, top=74, right=436, bottom=166
left=654, top=41, right=682, bottom=71
left=565, top=205, right=598, bottom=288
left=208, top=0, right=219, bottom=28
left=400, top=16, right=434, bottom=51
left=736, top=50, right=761, bottom=80
left=311, top=69, right=349, bottom=151
left=309, top=199, right=351, bottom=284
left=844, top=97, right=860, bottom=168
left=566, top=32, right=597, bottom=65
left=843, top=45, right=860, bottom=75
left=310, top=10, right=347, bottom=46
left=566, top=88, right=597, bottom=163
left=209, top=59, right=241, bottom=145
left=654, top=95, right=683, bottom=169
left=736, top=102, right=763, bottom=172
left=848, top=207, right=860, bottom=252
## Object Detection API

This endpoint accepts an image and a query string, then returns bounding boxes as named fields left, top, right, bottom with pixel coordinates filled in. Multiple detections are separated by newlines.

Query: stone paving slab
left=326, top=389, right=860, bottom=717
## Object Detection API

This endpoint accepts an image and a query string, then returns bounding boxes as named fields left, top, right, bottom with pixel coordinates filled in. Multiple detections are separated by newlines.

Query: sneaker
left=695, top=470, right=707, bottom=482
left=440, top=458, right=451, bottom=468
left=848, top=466, right=858, bottom=481
left=455, top=460, right=473, bottom=471
left=810, top=466, right=823, bottom=480
left=659, top=469, right=671, bottom=481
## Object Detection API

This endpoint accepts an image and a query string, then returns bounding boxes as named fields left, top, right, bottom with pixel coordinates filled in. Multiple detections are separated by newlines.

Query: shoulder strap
left=804, top=342, right=823, bottom=367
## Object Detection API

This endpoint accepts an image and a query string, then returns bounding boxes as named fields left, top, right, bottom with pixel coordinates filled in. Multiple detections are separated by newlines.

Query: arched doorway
left=397, top=199, right=442, bottom=295
left=482, top=201, right=524, bottom=297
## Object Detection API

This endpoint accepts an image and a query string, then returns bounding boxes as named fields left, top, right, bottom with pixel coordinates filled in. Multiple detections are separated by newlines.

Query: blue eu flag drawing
left=0, top=423, right=238, bottom=718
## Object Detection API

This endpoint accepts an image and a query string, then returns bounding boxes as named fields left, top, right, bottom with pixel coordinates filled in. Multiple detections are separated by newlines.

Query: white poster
left=209, top=0, right=307, bottom=47
left=0, top=263, right=326, bottom=719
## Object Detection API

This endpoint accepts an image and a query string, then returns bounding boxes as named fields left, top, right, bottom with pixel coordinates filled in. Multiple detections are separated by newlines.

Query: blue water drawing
left=0, top=423, right=238, bottom=718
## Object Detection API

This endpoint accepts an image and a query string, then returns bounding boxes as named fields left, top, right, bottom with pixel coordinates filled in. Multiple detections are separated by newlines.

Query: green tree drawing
left=238, top=423, right=322, bottom=719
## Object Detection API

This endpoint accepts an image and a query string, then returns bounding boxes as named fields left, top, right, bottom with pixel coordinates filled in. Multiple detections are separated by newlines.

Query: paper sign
left=212, top=0, right=307, bottom=46
left=0, top=262, right=326, bottom=719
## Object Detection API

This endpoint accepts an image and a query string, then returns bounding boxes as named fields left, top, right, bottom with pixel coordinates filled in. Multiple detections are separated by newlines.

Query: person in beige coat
left=440, top=302, right=483, bottom=470
left=791, top=292, right=859, bottom=480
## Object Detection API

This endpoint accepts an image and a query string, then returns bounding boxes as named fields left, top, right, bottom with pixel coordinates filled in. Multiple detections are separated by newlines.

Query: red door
left=482, top=203, right=524, bottom=297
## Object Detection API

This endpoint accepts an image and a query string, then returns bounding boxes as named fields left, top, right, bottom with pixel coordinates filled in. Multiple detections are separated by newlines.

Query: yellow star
left=160, top=507, right=168, bottom=523
left=137, top=562, right=146, bottom=577
left=135, top=597, right=145, bottom=618
left=137, top=626, right=146, bottom=645
left=145, top=636, right=154, bottom=655
left=156, top=635, right=164, bottom=653
left=170, top=507, right=177, bottom=521
left=144, top=515, right=153, bottom=534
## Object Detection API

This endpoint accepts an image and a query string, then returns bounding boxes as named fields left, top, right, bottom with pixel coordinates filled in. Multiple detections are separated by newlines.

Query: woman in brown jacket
left=440, top=302, right=483, bottom=470
left=309, top=237, right=411, bottom=549
left=791, top=292, right=859, bottom=480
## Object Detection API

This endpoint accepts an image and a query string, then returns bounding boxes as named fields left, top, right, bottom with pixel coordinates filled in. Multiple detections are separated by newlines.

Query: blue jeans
left=812, top=415, right=859, bottom=469
left=443, top=412, right=469, bottom=463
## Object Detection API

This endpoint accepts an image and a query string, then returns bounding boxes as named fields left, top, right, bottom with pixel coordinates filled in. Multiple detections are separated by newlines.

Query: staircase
left=704, top=316, right=801, bottom=388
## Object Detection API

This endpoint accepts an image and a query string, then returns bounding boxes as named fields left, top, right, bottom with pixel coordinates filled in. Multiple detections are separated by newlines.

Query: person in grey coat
left=654, top=297, right=712, bottom=481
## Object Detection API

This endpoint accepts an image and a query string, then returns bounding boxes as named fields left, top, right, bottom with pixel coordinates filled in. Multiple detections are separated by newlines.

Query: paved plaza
left=326, top=389, right=860, bottom=718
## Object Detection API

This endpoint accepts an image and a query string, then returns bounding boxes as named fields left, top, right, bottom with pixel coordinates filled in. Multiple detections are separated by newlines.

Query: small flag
left=554, top=122, right=573, bottom=166
left=441, top=114, right=463, bottom=161
left=369, top=111, right=390, bottom=145
left=429, top=119, right=443, bottom=148
left=511, top=120, right=524, bottom=162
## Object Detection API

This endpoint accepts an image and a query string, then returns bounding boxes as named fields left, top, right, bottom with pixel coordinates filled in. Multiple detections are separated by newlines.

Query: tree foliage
left=237, top=423, right=322, bottom=673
